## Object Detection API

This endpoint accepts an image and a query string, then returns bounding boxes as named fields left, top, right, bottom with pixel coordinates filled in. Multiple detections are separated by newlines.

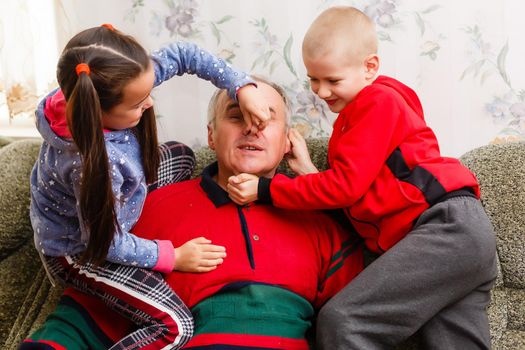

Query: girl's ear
left=207, top=124, right=215, bottom=150
left=364, top=54, right=380, bottom=80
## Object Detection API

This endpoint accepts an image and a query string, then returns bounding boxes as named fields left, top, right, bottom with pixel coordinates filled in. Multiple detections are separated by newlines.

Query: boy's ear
left=364, top=54, right=380, bottom=80
left=207, top=124, right=216, bottom=150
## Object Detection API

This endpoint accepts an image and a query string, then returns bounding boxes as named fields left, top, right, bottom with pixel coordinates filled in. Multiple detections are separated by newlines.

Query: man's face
left=208, top=82, right=290, bottom=183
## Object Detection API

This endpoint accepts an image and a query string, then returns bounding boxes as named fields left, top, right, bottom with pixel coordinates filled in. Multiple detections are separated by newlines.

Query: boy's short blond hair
left=302, top=6, right=377, bottom=64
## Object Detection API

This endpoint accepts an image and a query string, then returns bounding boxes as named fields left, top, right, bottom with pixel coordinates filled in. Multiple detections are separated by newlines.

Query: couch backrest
left=2, top=138, right=523, bottom=348
left=460, top=142, right=525, bottom=289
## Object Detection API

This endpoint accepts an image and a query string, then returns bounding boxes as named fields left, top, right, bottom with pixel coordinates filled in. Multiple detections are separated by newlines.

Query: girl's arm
left=71, top=165, right=173, bottom=272
left=151, top=41, right=270, bottom=130
left=173, top=237, right=226, bottom=273
left=107, top=227, right=227, bottom=274
left=151, top=41, right=251, bottom=100
left=74, top=168, right=226, bottom=273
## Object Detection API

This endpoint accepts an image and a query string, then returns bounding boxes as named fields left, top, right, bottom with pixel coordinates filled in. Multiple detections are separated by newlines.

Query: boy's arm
left=287, top=128, right=319, bottom=175
left=263, top=90, right=407, bottom=210
left=150, top=41, right=252, bottom=101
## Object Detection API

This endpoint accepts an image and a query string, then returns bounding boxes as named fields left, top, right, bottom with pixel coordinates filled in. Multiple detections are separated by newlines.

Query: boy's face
left=303, top=51, right=371, bottom=113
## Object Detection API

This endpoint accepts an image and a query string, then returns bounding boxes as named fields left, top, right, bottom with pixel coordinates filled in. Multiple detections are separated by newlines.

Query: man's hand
left=174, top=237, right=226, bottom=273
left=237, top=84, right=271, bottom=134
left=287, top=128, right=319, bottom=175
left=227, top=173, right=259, bottom=205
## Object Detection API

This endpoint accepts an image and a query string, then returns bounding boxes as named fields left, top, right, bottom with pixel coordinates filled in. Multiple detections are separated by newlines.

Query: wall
left=3, top=0, right=524, bottom=157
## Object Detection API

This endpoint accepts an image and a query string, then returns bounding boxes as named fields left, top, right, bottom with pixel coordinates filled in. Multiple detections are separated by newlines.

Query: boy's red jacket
left=269, top=75, right=479, bottom=253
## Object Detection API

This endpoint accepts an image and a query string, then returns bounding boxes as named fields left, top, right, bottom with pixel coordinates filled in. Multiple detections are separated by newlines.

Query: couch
left=0, top=136, right=524, bottom=349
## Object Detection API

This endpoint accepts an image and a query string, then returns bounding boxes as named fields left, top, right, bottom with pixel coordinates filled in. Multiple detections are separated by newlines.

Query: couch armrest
left=0, top=140, right=42, bottom=260
left=0, top=139, right=45, bottom=345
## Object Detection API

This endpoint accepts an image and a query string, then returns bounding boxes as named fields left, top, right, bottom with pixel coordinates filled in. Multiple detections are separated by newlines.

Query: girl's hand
left=227, top=173, right=259, bottom=205
left=174, top=237, right=226, bottom=273
left=286, top=128, right=319, bottom=175
left=237, top=84, right=271, bottom=134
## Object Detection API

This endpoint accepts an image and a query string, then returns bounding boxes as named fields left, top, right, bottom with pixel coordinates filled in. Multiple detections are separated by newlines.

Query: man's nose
left=243, top=126, right=262, bottom=137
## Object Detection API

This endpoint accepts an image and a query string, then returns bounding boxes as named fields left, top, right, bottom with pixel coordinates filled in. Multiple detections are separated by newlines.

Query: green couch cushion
left=0, top=139, right=42, bottom=259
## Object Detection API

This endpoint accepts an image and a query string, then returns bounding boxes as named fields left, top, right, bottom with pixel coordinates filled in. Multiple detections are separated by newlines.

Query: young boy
left=227, top=6, right=497, bottom=350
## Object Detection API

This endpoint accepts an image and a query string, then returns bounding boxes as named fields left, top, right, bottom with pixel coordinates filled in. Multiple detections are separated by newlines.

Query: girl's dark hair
left=57, top=26, right=159, bottom=265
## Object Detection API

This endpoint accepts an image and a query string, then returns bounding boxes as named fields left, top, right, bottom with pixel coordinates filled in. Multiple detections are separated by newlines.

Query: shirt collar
left=199, top=162, right=232, bottom=208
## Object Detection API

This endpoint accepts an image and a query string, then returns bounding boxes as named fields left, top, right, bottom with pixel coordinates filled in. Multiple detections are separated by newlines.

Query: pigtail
left=135, top=107, right=160, bottom=184
left=57, top=26, right=159, bottom=266
left=66, top=72, right=119, bottom=265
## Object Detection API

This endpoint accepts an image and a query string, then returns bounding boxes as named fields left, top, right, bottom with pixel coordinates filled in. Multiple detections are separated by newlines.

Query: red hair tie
left=75, top=63, right=90, bottom=76
left=101, top=23, right=115, bottom=31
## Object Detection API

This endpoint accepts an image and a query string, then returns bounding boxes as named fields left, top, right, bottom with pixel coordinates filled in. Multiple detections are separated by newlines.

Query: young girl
left=27, top=24, right=269, bottom=350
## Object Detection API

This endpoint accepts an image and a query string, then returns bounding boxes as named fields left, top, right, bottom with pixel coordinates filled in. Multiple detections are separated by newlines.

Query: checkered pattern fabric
left=45, top=255, right=193, bottom=350
left=149, top=141, right=195, bottom=192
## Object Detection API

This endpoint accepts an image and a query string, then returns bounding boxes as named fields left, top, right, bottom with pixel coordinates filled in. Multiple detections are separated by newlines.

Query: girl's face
left=102, top=63, right=155, bottom=130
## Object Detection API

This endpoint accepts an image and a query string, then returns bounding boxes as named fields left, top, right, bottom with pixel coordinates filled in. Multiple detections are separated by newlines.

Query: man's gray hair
left=207, top=75, right=292, bottom=128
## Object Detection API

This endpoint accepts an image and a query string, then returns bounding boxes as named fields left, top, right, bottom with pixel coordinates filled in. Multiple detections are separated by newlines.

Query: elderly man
left=21, top=78, right=363, bottom=350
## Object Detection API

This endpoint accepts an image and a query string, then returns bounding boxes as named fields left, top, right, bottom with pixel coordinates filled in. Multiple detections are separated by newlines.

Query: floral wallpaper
left=2, top=0, right=523, bottom=156
left=462, top=25, right=524, bottom=143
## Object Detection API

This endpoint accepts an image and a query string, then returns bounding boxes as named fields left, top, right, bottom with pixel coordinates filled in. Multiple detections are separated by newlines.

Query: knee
left=317, top=299, right=342, bottom=330
left=161, top=141, right=195, bottom=162
left=164, top=311, right=194, bottom=346
left=178, top=315, right=194, bottom=341
left=469, top=222, right=498, bottom=280
left=158, top=141, right=196, bottom=180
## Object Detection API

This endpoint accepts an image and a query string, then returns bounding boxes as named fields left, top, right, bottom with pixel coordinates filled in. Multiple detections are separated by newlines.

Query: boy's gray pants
left=316, top=196, right=498, bottom=350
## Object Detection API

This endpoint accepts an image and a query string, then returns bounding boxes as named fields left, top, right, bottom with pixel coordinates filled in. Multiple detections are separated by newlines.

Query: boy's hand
left=174, top=237, right=226, bottom=273
left=227, top=173, right=259, bottom=205
left=287, top=128, right=319, bottom=175
left=237, top=84, right=271, bottom=134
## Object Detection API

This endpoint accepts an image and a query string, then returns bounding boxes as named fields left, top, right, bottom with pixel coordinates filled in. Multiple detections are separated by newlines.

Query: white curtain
left=1, top=0, right=524, bottom=157
left=0, top=0, right=60, bottom=137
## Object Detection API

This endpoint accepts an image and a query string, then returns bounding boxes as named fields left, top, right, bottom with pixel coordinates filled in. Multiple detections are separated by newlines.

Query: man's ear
left=285, top=131, right=292, bottom=155
left=207, top=124, right=215, bottom=150
left=364, top=54, right=380, bottom=80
